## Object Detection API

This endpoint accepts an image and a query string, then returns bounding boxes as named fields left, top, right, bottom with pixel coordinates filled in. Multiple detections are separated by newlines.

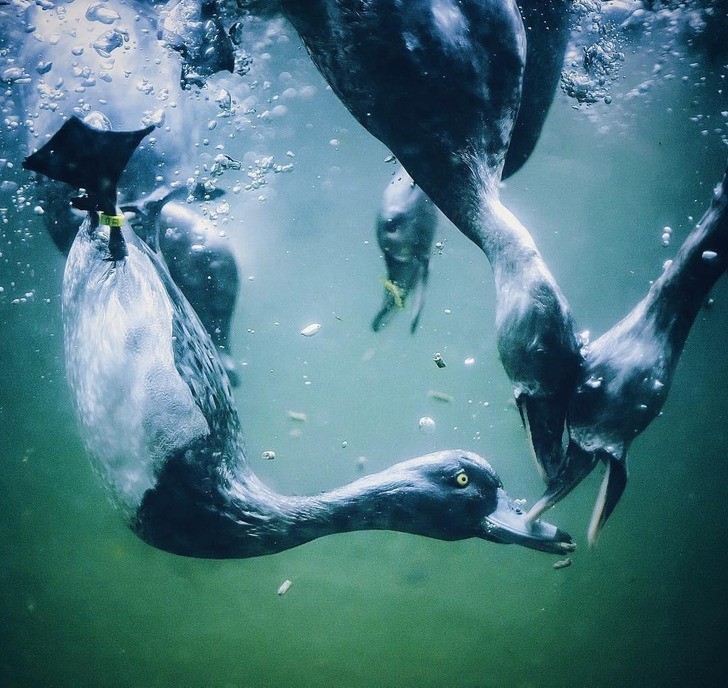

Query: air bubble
left=85, top=4, right=120, bottom=24
left=418, top=416, right=436, bottom=435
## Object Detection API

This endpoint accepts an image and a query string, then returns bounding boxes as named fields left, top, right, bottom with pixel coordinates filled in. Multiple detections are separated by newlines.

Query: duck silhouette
left=372, top=167, right=438, bottom=333
left=23, top=117, right=575, bottom=558
left=273, top=0, right=579, bottom=492
left=527, top=165, right=728, bottom=543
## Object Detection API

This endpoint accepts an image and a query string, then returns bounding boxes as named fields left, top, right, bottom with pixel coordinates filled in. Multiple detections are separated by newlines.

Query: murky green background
left=1, top=4, right=727, bottom=687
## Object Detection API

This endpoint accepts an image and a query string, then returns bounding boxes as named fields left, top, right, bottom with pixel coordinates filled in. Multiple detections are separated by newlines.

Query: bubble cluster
left=561, top=1, right=625, bottom=106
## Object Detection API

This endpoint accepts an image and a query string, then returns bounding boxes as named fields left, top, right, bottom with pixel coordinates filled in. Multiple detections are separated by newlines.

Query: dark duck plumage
left=527, top=165, right=728, bottom=544
left=23, top=117, right=575, bottom=558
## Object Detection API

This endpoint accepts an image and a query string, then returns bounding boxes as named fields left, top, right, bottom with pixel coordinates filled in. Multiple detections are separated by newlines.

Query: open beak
left=526, top=442, right=599, bottom=523
left=587, top=456, right=628, bottom=547
left=482, top=488, right=576, bottom=555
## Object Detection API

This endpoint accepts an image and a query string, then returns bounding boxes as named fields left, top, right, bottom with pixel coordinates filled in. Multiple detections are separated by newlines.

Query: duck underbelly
left=63, top=221, right=209, bottom=518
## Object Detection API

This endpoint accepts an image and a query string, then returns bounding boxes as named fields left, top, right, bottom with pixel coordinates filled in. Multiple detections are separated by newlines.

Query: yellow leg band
left=99, top=212, right=125, bottom=227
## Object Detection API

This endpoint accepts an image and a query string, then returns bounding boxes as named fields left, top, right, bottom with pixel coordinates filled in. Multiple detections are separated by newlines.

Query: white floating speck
left=300, top=323, right=321, bottom=337
left=262, top=450, right=276, bottom=460
left=585, top=376, right=602, bottom=390
left=418, top=416, right=436, bottom=435
left=702, top=250, right=719, bottom=263
left=464, top=357, right=475, bottom=366
left=277, top=579, right=292, bottom=596
left=287, top=411, right=307, bottom=422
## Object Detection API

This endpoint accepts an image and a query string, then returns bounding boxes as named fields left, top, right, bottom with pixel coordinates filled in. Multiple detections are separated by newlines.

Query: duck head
left=303, top=449, right=576, bottom=555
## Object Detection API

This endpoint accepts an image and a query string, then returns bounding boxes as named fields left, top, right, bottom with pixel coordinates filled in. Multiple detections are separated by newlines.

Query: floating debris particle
left=287, top=411, right=308, bottom=423
left=553, top=558, right=572, bottom=570
left=300, top=323, right=321, bottom=337
left=464, top=357, right=475, bottom=366
left=427, top=390, right=453, bottom=403
left=261, top=450, right=276, bottom=461
left=277, top=579, right=292, bottom=595
left=356, top=456, right=367, bottom=472
left=433, top=352, right=446, bottom=369
left=702, top=250, right=719, bottom=263
left=418, top=416, right=436, bottom=435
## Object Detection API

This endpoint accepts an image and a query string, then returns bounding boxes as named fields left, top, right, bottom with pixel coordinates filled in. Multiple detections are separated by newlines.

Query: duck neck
left=134, top=446, right=410, bottom=558
left=643, top=170, right=728, bottom=341
left=473, top=195, right=541, bottom=279
left=430, top=157, right=541, bottom=277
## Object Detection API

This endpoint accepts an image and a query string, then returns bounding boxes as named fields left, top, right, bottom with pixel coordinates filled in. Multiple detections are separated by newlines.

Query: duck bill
left=482, top=488, right=575, bottom=555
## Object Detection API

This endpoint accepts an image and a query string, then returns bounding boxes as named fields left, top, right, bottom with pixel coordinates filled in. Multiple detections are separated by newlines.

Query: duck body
left=281, top=0, right=523, bottom=213
left=503, top=0, right=573, bottom=178
left=373, top=167, right=438, bottom=332
left=63, top=214, right=241, bottom=519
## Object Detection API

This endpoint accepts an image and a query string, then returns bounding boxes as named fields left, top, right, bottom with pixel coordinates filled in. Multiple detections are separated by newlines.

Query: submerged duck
left=270, top=0, right=579, bottom=488
left=372, top=167, right=438, bottom=333
left=23, top=117, right=575, bottom=558
left=527, top=165, right=728, bottom=544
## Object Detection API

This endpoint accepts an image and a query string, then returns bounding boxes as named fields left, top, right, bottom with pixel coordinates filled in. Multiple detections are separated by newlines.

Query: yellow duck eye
left=456, top=472, right=469, bottom=487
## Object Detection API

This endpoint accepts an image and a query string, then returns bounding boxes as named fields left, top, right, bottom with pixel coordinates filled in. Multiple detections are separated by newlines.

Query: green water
left=1, top=5, right=728, bottom=687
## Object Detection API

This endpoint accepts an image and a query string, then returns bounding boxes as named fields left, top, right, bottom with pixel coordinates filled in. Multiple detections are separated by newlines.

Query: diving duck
left=22, top=117, right=575, bottom=558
